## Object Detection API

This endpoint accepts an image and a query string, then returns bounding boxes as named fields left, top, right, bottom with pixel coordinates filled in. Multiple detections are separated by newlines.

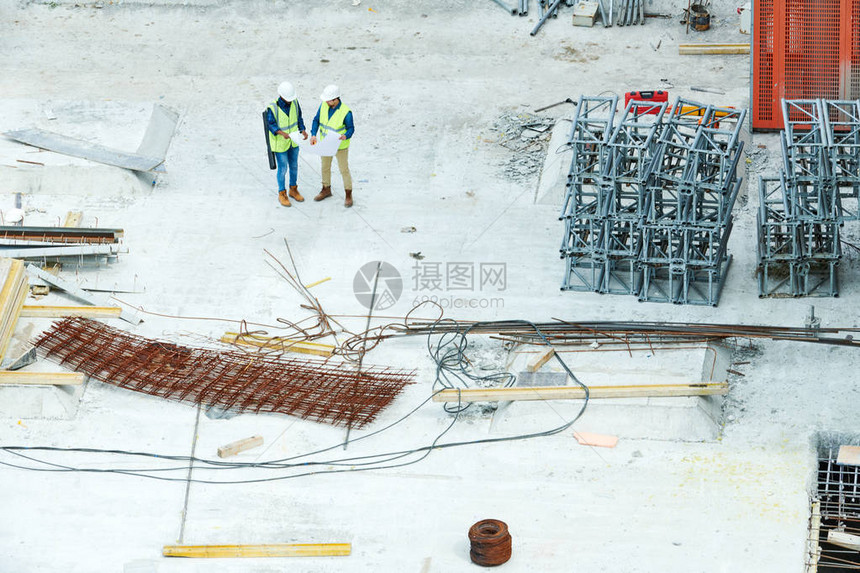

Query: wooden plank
left=221, top=332, right=335, bottom=357
left=0, top=259, right=28, bottom=362
left=217, top=435, right=264, bottom=458
left=20, top=305, right=122, bottom=318
left=826, top=530, right=860, bottom=551
left=162, top=543, right=352, bottom=558
left=0, top=372, right=85, bottom=386
left=809, top=501, right=821, bottom=572
left=0, top=259, right=22, bottom=311
left=432, top=382, right=729, bottom=403
left=526, top=348, right=555, bottom=372
left=680, top=43, right=752, bottom=47
left=63, top=211, right=83, bottom=227
left=679, top=43, right=750, bottom=55
left=837, top=445, right=860, bottom=467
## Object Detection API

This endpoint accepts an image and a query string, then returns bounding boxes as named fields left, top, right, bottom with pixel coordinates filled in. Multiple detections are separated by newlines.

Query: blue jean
left=274, top=146, right=299, bottom=190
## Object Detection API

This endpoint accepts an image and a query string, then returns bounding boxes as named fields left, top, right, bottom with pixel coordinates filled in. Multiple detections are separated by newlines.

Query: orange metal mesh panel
left=853, top=0, right=860, bottom=97
left=795, top=0, right=839, bottom=99
left=753, top=0, right=860, bottom=130
left=754, top=0, right=775, bottom=124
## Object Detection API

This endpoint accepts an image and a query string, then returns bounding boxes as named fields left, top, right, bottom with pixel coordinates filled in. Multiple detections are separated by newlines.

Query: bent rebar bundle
left=34, top=318, right=414, bottom=428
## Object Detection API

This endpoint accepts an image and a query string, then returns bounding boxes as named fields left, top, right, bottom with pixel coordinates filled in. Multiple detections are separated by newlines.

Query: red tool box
left=624, top=90, right=668, bottom=115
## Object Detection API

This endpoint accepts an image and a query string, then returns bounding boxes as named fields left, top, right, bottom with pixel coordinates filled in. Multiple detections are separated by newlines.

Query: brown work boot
left=314, top=185, right=332, bottom=202
left=278, top=189, right=291, bottom=207
left=344, top=189, right=353, bottom=208
left=288, top=185, right=304, bottom=202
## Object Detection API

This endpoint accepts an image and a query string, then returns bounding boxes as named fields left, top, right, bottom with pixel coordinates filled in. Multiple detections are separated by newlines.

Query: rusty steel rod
left=393, top=319, right=860, bottom=348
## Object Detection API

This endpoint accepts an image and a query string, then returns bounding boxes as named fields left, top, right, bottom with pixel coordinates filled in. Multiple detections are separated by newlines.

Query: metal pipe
left=530, top=0, right=564, bottom=35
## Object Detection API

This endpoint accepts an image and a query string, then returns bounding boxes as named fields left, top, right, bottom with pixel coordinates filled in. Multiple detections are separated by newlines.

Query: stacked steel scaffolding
left=757, top=99, right=860, bottom=297
left=559, top=95, right=620, bottom=292
left=560, top=96, right=746, bottom=305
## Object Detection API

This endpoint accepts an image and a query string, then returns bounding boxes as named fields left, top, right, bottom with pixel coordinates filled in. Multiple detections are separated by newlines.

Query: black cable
left=428, top=318, right=517, bottom=414
left=0, top=320, right=589, bottom=484
left=0, top=399, right=464, bottom=485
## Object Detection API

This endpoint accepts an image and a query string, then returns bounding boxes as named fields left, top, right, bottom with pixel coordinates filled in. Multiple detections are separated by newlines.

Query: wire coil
left=469, top=519, right=512, bottom=567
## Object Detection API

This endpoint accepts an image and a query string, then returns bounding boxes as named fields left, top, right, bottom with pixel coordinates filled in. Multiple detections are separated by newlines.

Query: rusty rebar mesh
left=0, top=227, right=121, bottom=245
left=34, top=318, right=415, bottom=428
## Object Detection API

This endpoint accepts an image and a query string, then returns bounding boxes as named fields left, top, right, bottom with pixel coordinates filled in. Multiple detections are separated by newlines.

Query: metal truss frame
left=560, top=96, right=746, bottom=306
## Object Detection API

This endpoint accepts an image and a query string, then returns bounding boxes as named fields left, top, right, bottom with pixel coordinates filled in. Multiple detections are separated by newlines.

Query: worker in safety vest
left=310, top=84, right=355, bottom=207
left=266, top=81, right=308, bottom=207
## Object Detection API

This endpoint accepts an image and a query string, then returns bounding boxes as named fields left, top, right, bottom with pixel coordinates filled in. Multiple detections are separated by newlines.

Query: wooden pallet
left=0, top=258, right=29, bottom=362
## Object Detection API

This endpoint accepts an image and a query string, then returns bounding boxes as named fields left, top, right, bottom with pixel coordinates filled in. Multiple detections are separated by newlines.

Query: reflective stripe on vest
left=318, top=103, right=352, bottom=150
left=268, top=101, right=298, bottom=153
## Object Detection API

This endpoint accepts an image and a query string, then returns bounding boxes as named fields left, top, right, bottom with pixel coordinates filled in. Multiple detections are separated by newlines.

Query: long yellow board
left=0, top=372, right=85, bottom=386
left=20, top=305, right=122, bottom=318
left=162, top=543, right=351, bottom=558
left=679, top=43, right=750, bottom=55
left=0, top=258, right=28, bottom=362
left=221, top=332, right=335, bottom=357
left=432, top=382, right=729, bottom=403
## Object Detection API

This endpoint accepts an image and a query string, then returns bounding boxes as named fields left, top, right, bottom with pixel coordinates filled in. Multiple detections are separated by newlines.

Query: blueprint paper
left=289, top=131, right=342, bottom=157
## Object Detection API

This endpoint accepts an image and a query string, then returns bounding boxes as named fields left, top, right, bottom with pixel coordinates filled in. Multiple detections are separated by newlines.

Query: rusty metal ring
left=469, top=519, right=512, bottom=567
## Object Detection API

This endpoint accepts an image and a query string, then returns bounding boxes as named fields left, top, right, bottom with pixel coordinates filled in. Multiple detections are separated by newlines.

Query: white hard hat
left=278, top=81, right=296, bottom=101
left=320, top=84, right=340, bottom=101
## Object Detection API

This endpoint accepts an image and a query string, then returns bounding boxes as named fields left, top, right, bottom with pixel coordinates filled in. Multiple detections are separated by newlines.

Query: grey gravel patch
left=490, top=112, right=555, bottom=183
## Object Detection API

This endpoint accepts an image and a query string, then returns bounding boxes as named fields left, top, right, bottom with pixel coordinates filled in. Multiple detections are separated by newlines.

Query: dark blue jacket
left=266, top=98, right=307, bottom=135
left=311, top=101, right=355, bottom=139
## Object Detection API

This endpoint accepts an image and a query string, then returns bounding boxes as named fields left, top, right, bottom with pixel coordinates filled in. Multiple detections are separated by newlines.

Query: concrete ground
left=0, top=1, right=858, bottom=571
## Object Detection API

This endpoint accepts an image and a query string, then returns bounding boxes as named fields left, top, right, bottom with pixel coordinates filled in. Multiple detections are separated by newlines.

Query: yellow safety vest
left=318, top=103, right=352, bottom=150
left=268, top=100, right=298, bottom=153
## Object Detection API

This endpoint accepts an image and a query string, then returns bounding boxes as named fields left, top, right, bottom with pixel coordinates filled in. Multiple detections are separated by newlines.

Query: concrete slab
left=0, top=2, right=856, bottom=573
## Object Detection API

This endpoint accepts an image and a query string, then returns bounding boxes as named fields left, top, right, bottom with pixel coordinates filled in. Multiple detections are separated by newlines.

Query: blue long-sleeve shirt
left=311, top=101, right=354, bottom=140
left=266, top=98, right=306, bottom=136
